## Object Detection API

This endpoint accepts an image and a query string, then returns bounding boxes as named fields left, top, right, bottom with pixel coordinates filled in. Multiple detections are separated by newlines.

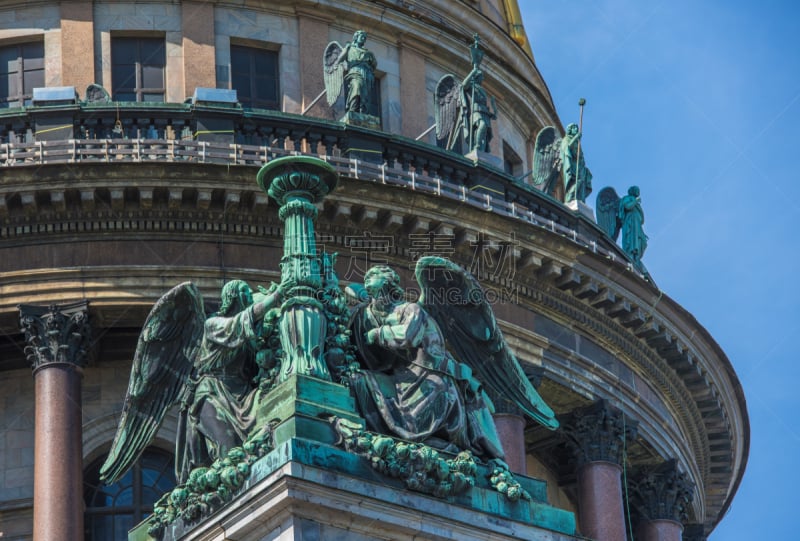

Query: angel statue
left=435, top=35, right=497, bottom=154
left=346, top=258, right=558, bottom=463
left=323, top=30, right=378, bottom=116
left=531, top=124, right=592, bottom=203
left=99, top=279, right=284, bottom=485
left=596, top=185, right=649, bottom=275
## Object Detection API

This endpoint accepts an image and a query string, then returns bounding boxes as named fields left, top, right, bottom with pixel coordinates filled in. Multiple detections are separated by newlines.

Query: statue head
left=566, top=123, right=579, bottom=135
left=628, top=185, right=640, bottom=197
left=364, top=265, right=404, bottom=302
left=353, top=30, right=367, bottom=46
left=218, top=280, right=253, bottom=316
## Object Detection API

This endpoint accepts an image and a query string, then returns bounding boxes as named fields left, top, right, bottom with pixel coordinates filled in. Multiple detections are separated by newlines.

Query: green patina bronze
left=324, top=30, right=378, bottom=116
left=435, top=34, right=497, bottom=154
left=596, top=185, right=650, bottom=276
left=531, top=124, right=593, bottom=203
left=106, top=156, right=570, bottom=538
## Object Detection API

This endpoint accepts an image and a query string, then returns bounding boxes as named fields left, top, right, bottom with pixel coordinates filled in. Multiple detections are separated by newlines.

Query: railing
left=0, top=103, right=638, bottom=276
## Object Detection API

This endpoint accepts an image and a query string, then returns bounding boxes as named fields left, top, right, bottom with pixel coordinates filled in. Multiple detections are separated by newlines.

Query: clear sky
left=520, top=1, right=800, bottom=539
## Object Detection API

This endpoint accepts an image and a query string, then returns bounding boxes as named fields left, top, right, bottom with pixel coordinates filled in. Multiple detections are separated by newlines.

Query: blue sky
left=520, top=2, right=800, bottom=539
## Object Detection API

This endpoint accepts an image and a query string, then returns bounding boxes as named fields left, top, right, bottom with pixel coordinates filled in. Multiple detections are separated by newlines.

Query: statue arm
left=366, top=303, right=425, bottom=349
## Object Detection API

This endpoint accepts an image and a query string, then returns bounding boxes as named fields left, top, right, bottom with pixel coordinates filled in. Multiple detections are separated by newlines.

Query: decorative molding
left=19, top=300, right=91, bottom=374
left=629, top=459, right=695, bottom=523
left=559, top=399, right=638, bottom=466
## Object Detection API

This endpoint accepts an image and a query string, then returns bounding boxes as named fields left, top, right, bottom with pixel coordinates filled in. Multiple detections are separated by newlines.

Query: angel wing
left=435, top=74, right=462, bottom=149
left=595, top=186, right=622, bottom=241
left=99, top=282, right=206, bottom=484
left=532, top=126, right=562, bottom=196
left=415, top=257, right=559, bottom=430
left=323, top=41, right=344, bottom=106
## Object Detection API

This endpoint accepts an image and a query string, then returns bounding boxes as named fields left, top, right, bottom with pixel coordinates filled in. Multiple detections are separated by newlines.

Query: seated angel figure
left=100, top=279, right=283, bottom=485
left=347, top=260, right=558, bottom=462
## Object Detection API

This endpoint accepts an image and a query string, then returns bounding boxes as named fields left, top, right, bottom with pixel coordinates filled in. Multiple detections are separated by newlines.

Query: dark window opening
left=503, top=141, right=524, bottom=178
left=0, top=41, right=44, bottom=108
left=84, top=447, right=175, bottom=541
left=111, top=37, right=166, bottom=102
left=230, top=44, right=279, bottom=110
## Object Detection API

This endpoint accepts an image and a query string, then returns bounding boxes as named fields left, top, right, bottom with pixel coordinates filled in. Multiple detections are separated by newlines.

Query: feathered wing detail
left=596, top=186, right=622, bottom=241
left=532, top=126, right=562, bottom=195
left=415, top=257, right=559, bottom=430
left=435, top=74, right=460, bottom=149
left=99, top=282, right=206, bottom=484
left=323, top=41, right=344, bottom=106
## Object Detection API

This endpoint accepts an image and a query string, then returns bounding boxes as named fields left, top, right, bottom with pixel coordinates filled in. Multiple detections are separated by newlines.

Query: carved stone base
left=340, top=111, right=381, bottom=130
left=566, top=199, right=595, bottom=220
left=131, top=439, right=578, bottom=541
left=465, top=149, right=503, bottom=169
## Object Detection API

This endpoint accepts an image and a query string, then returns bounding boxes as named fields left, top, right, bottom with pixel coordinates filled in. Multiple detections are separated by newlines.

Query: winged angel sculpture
left=532, top=124, right=592, bottom=203
left=435, top=35, right=497, bottom=154
left=346, top=257, right=558, bottom=462
left=323, top=30, right=377, bottom=115
left=99, top=280, right=284, bottom=485
left=101, top=257, right=557, bottom=489
left=596, top=185, right=649, bottom=276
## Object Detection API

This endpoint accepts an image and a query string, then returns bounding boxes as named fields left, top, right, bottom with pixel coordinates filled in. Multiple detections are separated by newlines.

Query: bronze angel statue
left=323, top=30, right=378, bottom=115
left=596, top=185, right=650, bottom=276
left=346, top=257, right=558, bottom=462
left=99, top=280, right=283, bottom=485
left=532, top=124, right=592, bottom=203
left=435, top=35, right=497, bottom=154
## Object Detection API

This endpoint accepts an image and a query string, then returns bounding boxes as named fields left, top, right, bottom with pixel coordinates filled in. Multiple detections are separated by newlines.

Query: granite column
left=20, top=301, right=91, bottom=541
left=561, top=399, right=637, bottom=541
left=629, top=459, right=695, bottom=541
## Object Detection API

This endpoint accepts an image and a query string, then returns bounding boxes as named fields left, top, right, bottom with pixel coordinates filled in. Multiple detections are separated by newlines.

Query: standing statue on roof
left=435, top=34, right=498, bottom=154
left=596, top=185, right=650, bottom=277
left=324, top=30, right=378, bottom=116
left=532, top=100, right=593, bottom=204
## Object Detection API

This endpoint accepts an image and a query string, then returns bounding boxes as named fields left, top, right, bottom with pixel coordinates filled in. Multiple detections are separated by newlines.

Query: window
left=84, top=448, right=175, bottom=541
left=503, top=141, right=524, bottom=178
left=111, top=37, right=166, bottom=102
left=230, top=44, right=279, bottom=110
left=0, top=41, right=44, bottom=108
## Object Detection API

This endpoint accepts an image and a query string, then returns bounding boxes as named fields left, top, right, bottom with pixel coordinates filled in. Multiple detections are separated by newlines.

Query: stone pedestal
left=131, top=375, right=578, bottom=541
left=20, top=301, right=91, bottom=541
left=465, top=149, right=503, bottom=170
left=567, top=199, right=595, bottom=220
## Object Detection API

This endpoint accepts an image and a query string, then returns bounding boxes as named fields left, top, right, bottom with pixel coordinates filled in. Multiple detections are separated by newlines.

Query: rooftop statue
left=346, top=257, right=558, bottom=461
left=99, top=280, right=285, bottom=485
left=324, top=30, right=378, bottom=116
left=532, top=123, right=592, bottom=203
left=435, top=34, right=498, bottom=154
left=596, top=185, right=650, bottom=276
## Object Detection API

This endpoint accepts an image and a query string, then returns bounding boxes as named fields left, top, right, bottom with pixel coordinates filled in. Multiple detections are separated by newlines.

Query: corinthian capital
left=19, top=301, right=91, bottom=373
left=559, top=399, right=638, bottom=466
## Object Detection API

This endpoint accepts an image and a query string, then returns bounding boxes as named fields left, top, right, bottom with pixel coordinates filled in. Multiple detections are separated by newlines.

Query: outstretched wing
left=415, top=257, right=559, bottom=430
left=532, top=126, right=561, bottom=194
left=595, top=186, right=622, bottom=241
left=99, top=282, right=206, bottom=484
left=435, top=74, right=460, bottom=147
left=323, top=41, right=344, bottom=106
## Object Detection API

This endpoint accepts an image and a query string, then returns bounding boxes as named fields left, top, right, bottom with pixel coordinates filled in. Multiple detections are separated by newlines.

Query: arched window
left=83, top=448, right=176, bottom=541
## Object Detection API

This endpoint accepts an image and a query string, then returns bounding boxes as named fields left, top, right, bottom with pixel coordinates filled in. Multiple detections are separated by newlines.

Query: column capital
left=559, top=399, right=637, bottom=466
left=630, top=459, right=695, bottom=523
left=19, top=300, right=91, bottom=373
